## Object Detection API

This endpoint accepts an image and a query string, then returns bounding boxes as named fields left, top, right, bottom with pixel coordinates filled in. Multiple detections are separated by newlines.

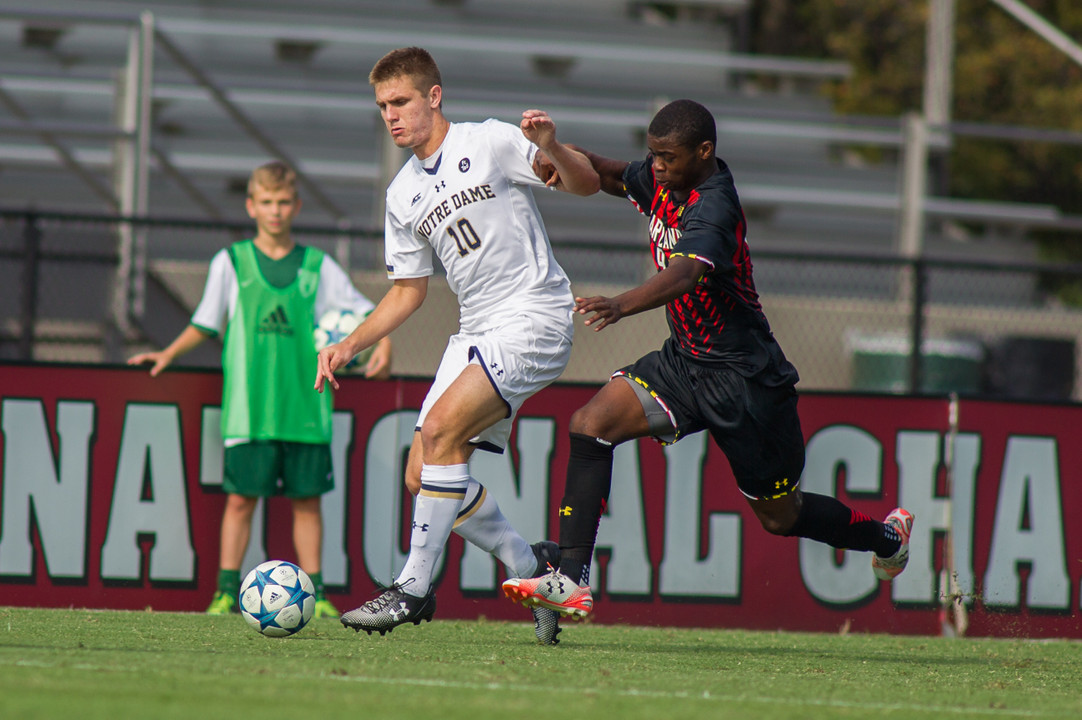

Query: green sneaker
left=206, top=591, right=237, bottom=615
left=313, top=597, right=339, bottom=618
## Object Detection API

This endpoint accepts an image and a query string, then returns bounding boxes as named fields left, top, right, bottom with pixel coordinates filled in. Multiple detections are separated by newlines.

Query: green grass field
left=1, top=606, right=1079, bottom=719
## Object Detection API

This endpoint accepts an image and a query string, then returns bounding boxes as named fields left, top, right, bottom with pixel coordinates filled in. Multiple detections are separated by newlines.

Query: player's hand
left=127, top=351, right=171, bottom=377
left=315, top=342, right=353, bottom=392
left=575, top=295, right=624, bottom=332
left=532, top=150, right=562, bottom=189
left=363, top=340, right=392, bottom=381
left=521, top=109, right=557, bottom=150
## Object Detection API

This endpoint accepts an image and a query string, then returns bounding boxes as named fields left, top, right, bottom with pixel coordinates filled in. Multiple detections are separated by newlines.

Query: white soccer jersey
left=384, top=119, right=573, bottom=334
left=191, top=246, right=375, bottom=336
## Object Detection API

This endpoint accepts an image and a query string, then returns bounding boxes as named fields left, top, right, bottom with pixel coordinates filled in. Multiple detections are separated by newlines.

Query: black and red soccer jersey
left=622, top=155, right=798, bottom=386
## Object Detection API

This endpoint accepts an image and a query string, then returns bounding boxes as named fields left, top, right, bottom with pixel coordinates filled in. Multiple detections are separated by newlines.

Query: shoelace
left=362, top=578, right=417, bottom=611
left=539, top=567, right=569, bottom=594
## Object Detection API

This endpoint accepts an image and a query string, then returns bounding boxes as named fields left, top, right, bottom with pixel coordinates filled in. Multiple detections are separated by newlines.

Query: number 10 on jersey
left=449, top=218, right=482, bottom=257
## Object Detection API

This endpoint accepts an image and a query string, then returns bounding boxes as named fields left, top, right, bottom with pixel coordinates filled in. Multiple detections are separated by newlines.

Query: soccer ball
left=239, top=560, right=316, bottom=637
left=313, top=308, right=374, bottom=370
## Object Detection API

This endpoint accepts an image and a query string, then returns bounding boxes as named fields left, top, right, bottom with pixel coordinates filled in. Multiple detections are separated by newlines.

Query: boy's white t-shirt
left=383, top=119, right=573, bottom=334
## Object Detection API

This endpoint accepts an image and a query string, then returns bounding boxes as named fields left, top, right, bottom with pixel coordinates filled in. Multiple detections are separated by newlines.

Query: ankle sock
left=786, top=492, right=901, bottom=557
left=218, top=569, right=240, bottom=597
left=308, top=570, right=325, bottom=600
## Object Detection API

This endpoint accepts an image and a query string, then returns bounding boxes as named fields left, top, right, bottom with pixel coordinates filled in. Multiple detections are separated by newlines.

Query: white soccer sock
left=395, top=463, right=469, bottom=597
left=453, top=478, right=537, bottom=578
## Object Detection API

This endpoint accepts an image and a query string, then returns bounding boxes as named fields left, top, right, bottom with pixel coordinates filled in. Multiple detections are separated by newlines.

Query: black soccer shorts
left=615, top=342, right=806, bottom=500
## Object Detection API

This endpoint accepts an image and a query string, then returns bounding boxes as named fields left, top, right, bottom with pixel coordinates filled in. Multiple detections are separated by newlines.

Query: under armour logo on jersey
left=434, top=180, right=446, bottom=192
left=412, top=522, right=430, bottom=532
left=559, top=506, right=572, bottom=516
left=458, top=158, right=470, bottom=172
left=411, top=193, right=422, bottom=206
left=490, top=361, right=503, bottom=377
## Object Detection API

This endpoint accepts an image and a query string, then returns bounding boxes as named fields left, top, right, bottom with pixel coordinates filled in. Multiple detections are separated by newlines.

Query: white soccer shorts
left=416, top=310, right=573, bottom=453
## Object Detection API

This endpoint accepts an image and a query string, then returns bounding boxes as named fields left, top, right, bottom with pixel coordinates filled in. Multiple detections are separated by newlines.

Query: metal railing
left=3, top=207, right=1081, bottom=398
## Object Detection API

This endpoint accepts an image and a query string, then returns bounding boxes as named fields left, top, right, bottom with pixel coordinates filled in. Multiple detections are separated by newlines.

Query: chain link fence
left=2, top=208, right=1080, bottom=400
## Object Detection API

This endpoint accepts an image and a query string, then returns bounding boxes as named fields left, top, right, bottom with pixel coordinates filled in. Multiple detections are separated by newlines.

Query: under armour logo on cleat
left=389, top=603, right=409, bottom=620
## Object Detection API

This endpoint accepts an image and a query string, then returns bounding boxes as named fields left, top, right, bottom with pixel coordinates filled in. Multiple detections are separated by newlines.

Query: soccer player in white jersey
left=313, top=47, right=599, bottom=641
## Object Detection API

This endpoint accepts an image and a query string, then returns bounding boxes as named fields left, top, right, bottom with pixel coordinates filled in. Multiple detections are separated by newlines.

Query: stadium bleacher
left=2, top=0, right=1079, bottom=392
left=0, top=1, right=875, bottom=243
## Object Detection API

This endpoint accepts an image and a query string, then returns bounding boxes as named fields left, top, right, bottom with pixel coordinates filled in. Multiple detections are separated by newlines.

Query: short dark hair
left=648, top=99, right=716, bottom=149
left=369, top=46, right=443, bottom=96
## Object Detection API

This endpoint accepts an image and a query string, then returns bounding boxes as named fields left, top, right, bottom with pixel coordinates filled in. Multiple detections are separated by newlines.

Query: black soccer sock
left=784, top=492, right=901, bottom=557
left=558, top=433, right=615, bottom=586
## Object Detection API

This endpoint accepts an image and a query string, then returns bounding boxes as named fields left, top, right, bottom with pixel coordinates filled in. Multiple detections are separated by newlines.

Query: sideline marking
left=5, top=657, right=1062, bottom=718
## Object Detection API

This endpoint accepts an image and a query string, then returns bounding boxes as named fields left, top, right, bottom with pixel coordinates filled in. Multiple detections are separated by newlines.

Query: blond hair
left=369, top=46, right=442, bottom=96
left=248, top=161, right=297, bottom=197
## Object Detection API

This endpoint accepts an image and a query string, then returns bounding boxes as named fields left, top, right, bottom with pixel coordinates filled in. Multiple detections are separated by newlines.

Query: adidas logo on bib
left=258, top=305, right=294, bottom=336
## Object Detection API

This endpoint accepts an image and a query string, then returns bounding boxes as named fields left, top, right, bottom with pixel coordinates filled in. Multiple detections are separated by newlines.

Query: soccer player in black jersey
left=503, top=99, right=913, bottom=626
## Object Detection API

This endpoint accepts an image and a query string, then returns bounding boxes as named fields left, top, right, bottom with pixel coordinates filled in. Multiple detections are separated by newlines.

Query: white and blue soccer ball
left=239, top=560, right=316, bottom=637
left=313, top=308, right=374, bottom=370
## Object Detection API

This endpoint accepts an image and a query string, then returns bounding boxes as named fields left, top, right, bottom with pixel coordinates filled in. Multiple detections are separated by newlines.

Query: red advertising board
left=1, top=363, right=1080, bottom=638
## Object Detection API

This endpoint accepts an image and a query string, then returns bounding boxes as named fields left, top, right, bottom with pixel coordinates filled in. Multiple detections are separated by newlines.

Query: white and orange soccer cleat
left=502, top=568, right=594, bottom=620
left=872, top=507, right=915, bottom=581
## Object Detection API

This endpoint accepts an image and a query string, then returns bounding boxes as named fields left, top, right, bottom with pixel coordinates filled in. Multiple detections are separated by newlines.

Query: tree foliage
left=751, top=0, right=1082, bottom=224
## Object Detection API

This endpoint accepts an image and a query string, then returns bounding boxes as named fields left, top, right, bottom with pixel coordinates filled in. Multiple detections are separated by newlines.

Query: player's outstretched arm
left=580, top=148, right=631, bottom=197
left=127, top=325, right=210, bottom=377
left=576, top=256, right=707, bottom=331
left=532, top=144, right=628, bottom=198
left=315, top=277, right=426, bottom=392
left=521, top=109, right=600, bottom=196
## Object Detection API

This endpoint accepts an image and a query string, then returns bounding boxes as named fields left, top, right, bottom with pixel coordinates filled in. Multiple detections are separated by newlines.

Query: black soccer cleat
left=532, top=606, right=562, bottom=645
left=529, top=541, right=562, bottom=644
left=340, top=581, right=436, bottom=636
